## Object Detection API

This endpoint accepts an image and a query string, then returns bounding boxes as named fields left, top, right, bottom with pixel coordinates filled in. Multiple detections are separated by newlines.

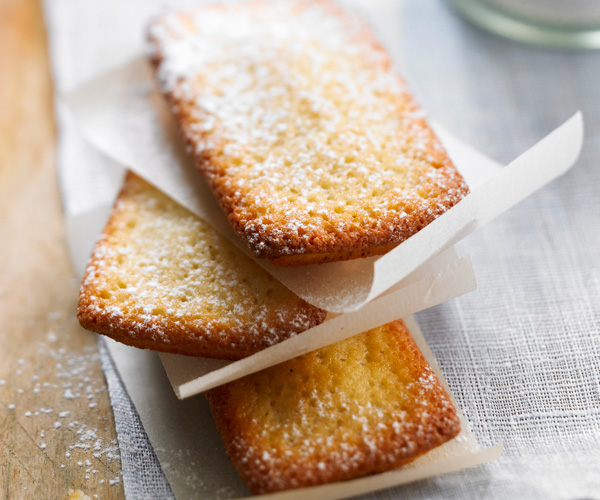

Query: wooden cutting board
left=0, top=0, right=125, bottom=498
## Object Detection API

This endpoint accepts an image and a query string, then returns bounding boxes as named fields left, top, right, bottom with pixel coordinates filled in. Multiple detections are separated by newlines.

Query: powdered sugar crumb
left=63, top=388, right=77, bottom=399
left=3, top=340, right=121, bottom=491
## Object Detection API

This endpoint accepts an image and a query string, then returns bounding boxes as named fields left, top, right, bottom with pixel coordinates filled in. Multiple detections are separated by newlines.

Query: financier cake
left=206, top=319, right=461, bottom=493
left=147, top=0, right=470, bottom=266
left=77, top=172, right=326, bottom=360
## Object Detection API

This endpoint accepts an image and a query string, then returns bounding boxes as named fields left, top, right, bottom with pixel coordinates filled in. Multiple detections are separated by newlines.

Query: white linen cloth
left=43, top=0, right=600, bottom=498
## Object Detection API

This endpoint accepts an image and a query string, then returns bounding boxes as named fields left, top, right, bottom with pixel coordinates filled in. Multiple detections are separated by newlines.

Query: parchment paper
left=64, top=58, right=583, bottom=312
left=161, top=248, right=476, bottom=398
left=104, top=317, right=502, bottom=500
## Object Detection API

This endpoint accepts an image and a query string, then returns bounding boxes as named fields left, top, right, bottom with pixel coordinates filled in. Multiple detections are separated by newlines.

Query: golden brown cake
left=206, top=319, right=461, bottom=493
left=77, top=172, right=326, bottom=360
left=147, top=0, right=469, bottom=266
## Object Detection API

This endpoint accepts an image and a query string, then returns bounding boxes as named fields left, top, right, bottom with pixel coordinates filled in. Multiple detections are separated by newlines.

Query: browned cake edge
left=206, top=319, right=461, bottom=493
left=147, top=0, right=470, bottom=267
left=266, top=241, right=402, bottom=266
left=77, top=171, right=327, bottom=360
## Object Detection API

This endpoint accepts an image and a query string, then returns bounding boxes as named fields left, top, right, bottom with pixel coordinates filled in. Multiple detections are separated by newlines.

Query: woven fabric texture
left=402, top=2, right=600, bottom=498
left=98, top=340, right=175, bottom=499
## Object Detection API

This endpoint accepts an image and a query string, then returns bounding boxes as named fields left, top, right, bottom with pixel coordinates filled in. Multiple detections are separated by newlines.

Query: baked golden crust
left=147, top=0, right=469, bottom=266
left=206, top=319, right=461, bottom=493
left=77, top=172, right=326, bottom=360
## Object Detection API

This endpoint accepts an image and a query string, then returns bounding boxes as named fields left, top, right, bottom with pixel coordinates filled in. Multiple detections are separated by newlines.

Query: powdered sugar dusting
left=148, top=1, right=469, bottom=258
left=0, top=340, right=121, bottom=493
left=78, top=174, right=325, bottom=358
left=208, top=320, right=460, bottom=493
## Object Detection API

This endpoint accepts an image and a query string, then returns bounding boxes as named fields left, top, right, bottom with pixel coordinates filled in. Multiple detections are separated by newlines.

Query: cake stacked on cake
left=78, top=0, right=468, bottom=494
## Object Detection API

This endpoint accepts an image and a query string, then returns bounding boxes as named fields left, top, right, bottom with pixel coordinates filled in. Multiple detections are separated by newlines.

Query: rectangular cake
left=77, top=172, right=326, bottom=359
left=147, top=0, right=469, bottom=266
left=206, top=319, right=461, bottom=493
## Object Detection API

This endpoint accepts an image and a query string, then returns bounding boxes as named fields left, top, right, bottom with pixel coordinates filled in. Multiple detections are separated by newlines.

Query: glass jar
left=447, top=0, right=600, bottom=48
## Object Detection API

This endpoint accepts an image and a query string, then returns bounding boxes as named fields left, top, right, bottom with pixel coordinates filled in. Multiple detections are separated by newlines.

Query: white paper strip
left=365, top=113, right=584, bottom=305
left=63, top=56, right=583, bottom=313
left=162, top=250, right=476, bottom=398
left=104, top=315, right=502, bottom=500
left=239, top=445, right=503, bottom=500
left=157, top=245, right=468, bottom=393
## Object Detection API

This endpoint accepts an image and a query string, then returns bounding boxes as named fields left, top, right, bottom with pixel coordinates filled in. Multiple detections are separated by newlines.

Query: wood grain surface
left=0, top=0, right=125, bottom=498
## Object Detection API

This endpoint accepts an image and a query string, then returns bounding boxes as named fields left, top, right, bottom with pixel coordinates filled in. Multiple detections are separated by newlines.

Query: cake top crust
left=148, top=1, right=469, bottom=264
left=77, top=172, right=326, bottom=359
left=207, top=319, right=461, bottom=493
